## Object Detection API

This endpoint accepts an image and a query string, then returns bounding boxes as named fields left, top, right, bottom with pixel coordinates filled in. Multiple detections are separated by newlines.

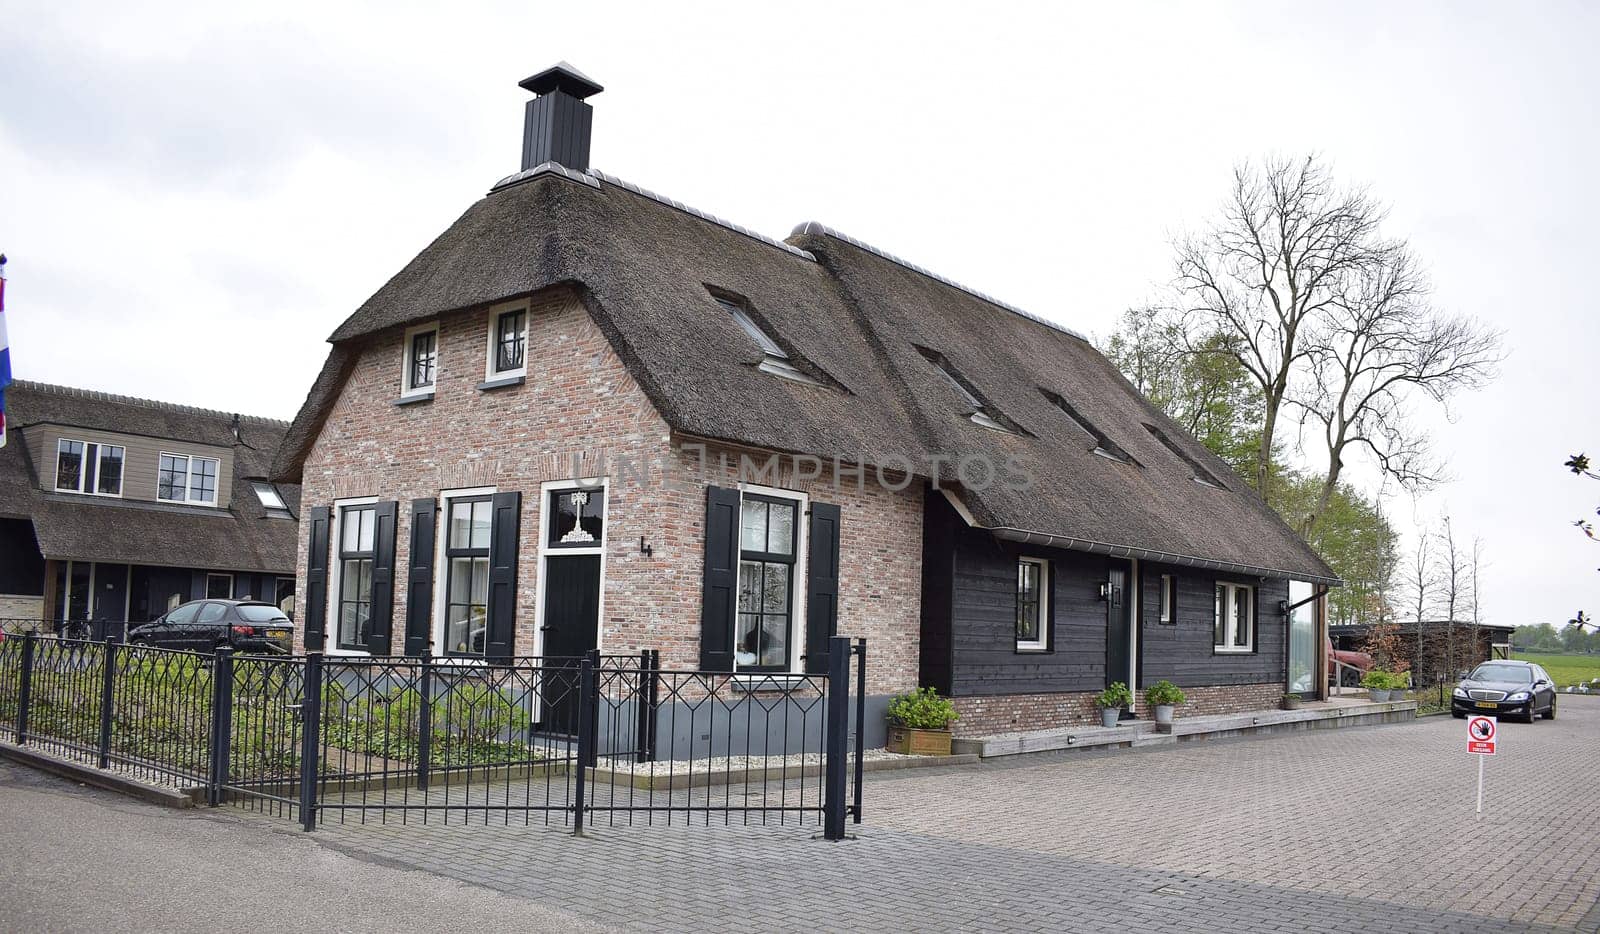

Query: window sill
left=394, top=391, right=434, bottom=407
left=1212, top=647, right=1254, bottom=654
left=476, top=374, right=526, bottom=392
left=1014, top=645, right=1049, bottom=654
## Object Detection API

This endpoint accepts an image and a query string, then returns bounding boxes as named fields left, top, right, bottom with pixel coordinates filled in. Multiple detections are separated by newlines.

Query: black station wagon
left=128, top=599, right=294, bottom=654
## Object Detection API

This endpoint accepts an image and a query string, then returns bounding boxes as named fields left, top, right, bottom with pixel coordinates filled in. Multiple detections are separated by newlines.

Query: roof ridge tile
left=11, top=379, right=290, bottom=427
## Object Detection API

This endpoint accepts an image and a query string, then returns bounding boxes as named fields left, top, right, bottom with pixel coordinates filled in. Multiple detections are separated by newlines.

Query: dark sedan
left=1451, top=660, right=1557, bottom=723
left=128, top=599, right=294, bottom=654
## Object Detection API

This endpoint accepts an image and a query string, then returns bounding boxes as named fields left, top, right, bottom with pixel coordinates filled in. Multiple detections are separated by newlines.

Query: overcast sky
left=2, top=0, right=1594, bottom=628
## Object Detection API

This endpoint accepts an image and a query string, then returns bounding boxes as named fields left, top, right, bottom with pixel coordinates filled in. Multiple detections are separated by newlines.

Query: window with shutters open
left=326, top=496, right=378, bottom=654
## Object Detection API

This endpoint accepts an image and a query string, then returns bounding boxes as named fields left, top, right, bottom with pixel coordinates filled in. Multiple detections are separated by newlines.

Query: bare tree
left=1173, top=154, right=1384, bottom=502
left=1297, top=247, right=1502, bottom=535
left=1470, top=537, right=1486, bottom=661
left=1437, top=516, right=1472, bottom=680
left=1400, top=521, right=1438, bottom=681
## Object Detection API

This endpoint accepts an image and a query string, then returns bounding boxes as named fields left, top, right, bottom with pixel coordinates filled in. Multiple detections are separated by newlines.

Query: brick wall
left=295, top=286, right=922, bottom=696
left=0, top=594, right=44, bottom=625
left=950, top=681, right=1287, bottom=737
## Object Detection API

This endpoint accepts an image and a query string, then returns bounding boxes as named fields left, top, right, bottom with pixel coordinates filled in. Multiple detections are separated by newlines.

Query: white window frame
left=1214, top=582, right=1255, bottom=653
left=483, top=301, right=530, bottom=381
left=731, top=483, right=809, bottom=677
left=1159, top=574, right=1175, bottom=624
left=157, top=452, right=221, bottom=506
left=400, top=321, right=440, bottom=399
left=252, top=481, right=288, bottom=512
left=1015, top=556, right=1049, bottom=652
left=326, top=496, right=379, bottom=657
left=53, top=438, right=125, bottom=497
left=432, top=486, right=500, bottom=664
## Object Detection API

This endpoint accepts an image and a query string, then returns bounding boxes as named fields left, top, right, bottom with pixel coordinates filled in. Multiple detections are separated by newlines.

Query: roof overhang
left=989, top=526, right=1344, bottom=586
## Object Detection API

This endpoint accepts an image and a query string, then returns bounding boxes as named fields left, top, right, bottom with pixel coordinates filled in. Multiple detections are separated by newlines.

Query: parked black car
left=128, top=599, right=294, bottom=654
left=1451, top=660, right=1557, bottom=723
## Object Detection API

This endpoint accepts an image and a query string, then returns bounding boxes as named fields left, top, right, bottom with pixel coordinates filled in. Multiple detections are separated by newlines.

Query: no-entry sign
left=1466, top=715, right=1497, bottom=755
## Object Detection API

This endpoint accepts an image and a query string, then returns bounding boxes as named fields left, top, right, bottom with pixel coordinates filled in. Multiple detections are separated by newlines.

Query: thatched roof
left=275, top=166, right=1336, bottom=583
left=2, top=381, right=299, bottom=573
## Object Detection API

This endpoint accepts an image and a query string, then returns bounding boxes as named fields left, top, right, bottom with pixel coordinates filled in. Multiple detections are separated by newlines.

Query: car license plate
left=1475, top=701, right=1496, bottom=709
left=268, top=629, right=290, bottom=644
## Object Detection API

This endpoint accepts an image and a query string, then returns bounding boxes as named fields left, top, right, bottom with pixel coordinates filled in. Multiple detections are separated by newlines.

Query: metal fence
left=0, top=629, right=866, bottom=839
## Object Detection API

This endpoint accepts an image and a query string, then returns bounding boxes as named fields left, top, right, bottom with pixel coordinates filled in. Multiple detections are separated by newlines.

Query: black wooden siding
left=927, top=508, right=1292, bottom=697
left=1137, top=563, right=1287, bottom=687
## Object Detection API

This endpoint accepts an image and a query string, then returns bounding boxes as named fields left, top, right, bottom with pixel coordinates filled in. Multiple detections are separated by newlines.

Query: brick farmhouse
left=272, top=64, right=1339, bottom=742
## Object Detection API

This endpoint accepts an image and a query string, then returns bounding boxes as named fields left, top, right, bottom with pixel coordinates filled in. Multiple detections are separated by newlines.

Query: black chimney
left=518, top=62, right=603, bottom=173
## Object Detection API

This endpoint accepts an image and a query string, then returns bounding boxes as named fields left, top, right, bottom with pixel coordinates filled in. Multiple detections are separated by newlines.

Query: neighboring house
left=273, top=63, right=1338, bottom=739
left=0, top=381, right=300, bottom=631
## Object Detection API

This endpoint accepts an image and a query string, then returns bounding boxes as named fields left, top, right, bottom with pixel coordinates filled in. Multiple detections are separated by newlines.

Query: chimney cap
left=519, top=61, right=603, bottom=99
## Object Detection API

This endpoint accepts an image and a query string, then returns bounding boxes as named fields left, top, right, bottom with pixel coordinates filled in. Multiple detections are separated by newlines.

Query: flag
left=0, top=255, right=10, bottom=449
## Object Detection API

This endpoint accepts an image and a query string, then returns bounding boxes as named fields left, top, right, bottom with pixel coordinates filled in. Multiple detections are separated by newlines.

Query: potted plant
left=1281, top=692, right=1302, bottom=710
left=1361, top=669, right=1391, bottom=702
left=885, top=687, right=958, bottom=755
left=1388, top=670, right=1409, bottom=702
left=1095, top=682, right=1133, bottom=728
left=1145, top=680, right=1186, bottom=731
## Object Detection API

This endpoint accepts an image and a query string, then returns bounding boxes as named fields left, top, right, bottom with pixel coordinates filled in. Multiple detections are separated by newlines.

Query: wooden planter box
left=887, top=725, right=953, bottom=756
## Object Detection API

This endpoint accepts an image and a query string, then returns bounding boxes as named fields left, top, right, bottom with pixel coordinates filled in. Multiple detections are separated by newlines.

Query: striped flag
left=0, top=255, right=10, bottom=449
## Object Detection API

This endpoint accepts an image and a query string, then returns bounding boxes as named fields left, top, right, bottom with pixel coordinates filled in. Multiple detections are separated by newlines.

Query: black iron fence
left=0, top=629, right=866, bottom=838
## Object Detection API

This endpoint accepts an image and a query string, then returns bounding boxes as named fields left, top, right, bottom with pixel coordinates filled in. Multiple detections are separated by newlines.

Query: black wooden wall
left=919, top=492, right=1292, bottom=697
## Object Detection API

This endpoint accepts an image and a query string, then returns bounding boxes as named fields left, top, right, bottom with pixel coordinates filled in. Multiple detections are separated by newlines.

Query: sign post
left=1465, top=715, right=1497, bottom=815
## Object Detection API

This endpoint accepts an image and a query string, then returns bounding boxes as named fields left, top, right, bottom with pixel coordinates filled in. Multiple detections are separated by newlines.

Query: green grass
left=1510, top=652, right=1600, bottom=688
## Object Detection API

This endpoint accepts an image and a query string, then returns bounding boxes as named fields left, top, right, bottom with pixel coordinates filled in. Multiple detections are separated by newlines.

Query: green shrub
left=887, top=687, right=958, bottom=729
left=1361, top=669, right=1391, bottom=689
left=1144, top=680, right=1186, bottom=708
left=1096, top=681, right=1133, bottom=710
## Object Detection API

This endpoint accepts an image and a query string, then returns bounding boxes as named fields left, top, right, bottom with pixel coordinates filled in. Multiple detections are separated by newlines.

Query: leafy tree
left=1271, top=470, right=1399, bottom=626
left=1564, top=452, right=1597, bottom=631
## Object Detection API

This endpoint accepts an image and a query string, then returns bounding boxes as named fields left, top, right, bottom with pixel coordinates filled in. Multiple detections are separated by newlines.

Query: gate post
left=643, top=649, right=660, bottom=764
left=852, top=637, right=866, bottom=824
left=298, top=653, right=323, bottom=832
left=96, top=637, right=119, bottom=769
left=635, top=649, right=651, bottom=762
left=573, top=654, right=596, bottom=835
left=823, top=635, right=850, bottom=841
left=16, top=631, right=36, bottom=744
left=207, top=647, right=235, bottom=806
left=416, top=655, right=434, bottom=792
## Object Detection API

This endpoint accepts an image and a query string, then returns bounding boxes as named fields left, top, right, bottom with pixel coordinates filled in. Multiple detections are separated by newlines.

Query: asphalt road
left=0, top=760, right=605, bottom=933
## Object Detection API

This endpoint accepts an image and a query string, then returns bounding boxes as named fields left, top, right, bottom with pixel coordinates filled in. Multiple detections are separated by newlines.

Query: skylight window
left=1143, top=423, right=1227, bottom=489
left=916, top=346, right=1016, bottom=433
left=251, top=481, right=291, bottom=514
left=715, top=296, right=827, bottom=388
left=1040, top=389, right=1136, bottom=464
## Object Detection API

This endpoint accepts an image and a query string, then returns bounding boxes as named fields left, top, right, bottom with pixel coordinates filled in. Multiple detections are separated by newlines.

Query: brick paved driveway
left=286, top=695, right=1600, bottom=932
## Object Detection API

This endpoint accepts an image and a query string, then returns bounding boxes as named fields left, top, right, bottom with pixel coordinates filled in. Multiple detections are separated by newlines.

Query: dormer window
left=1040, top=389, right=1136, bottom=464
left=55, top=439, right=124, bottom=497
left=917, top=346, right=1018, bottom=433
left=715, top=295, right=826, bottom=388
left=401, top=323, right=439, bottom=399
left=1143, top=422, right=1227, bottom=489
left=158, top=452, right=220, bottom=506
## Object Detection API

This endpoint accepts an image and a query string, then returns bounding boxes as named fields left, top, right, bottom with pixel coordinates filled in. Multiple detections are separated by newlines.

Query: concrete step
left=955, top=700, right=1418, bottom=760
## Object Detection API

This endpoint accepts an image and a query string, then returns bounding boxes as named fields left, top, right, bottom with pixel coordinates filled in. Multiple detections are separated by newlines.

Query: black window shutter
left=699, top=485, right=741, bottom=672
left=366, top=501, right=399, bottom=655
left=404, top=498, right=437, bottom=657
left=804, top=501, right=842, bottom=674
left=484, top=491, right=522, bottom=663
left=303, top=506, right=331, bottom=651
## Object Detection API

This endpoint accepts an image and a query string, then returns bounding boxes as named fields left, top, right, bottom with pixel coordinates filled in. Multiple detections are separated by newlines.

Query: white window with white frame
left=1016, top=557, right=1048, bottom=651
left=434, top=487, right=496, bottom=660
left=484, top=303, right=528, bottom=381
left=1159, top=574, right=1176, bottom=625
left=1214, top=582, right=1254, bottom=652
left=734, top=486, right=808, bottom=673
left=401, top=322, right=439, bottom=398
left=158, top=452, right=220, bottom=505
left=54, top=438, right=124, bottom=497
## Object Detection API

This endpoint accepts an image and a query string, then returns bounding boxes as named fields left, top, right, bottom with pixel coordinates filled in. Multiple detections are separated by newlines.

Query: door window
left=196, top=603, right=227, bottom=625
left=165, top=603, right=201, bottom=626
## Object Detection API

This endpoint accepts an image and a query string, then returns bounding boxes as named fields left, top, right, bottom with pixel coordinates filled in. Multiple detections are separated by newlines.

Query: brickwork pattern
left=295, top=289, right=922, bottom=696
left=951, top=681, right=1288, bottom=737
left=0, top=594, right=44, bottom=624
